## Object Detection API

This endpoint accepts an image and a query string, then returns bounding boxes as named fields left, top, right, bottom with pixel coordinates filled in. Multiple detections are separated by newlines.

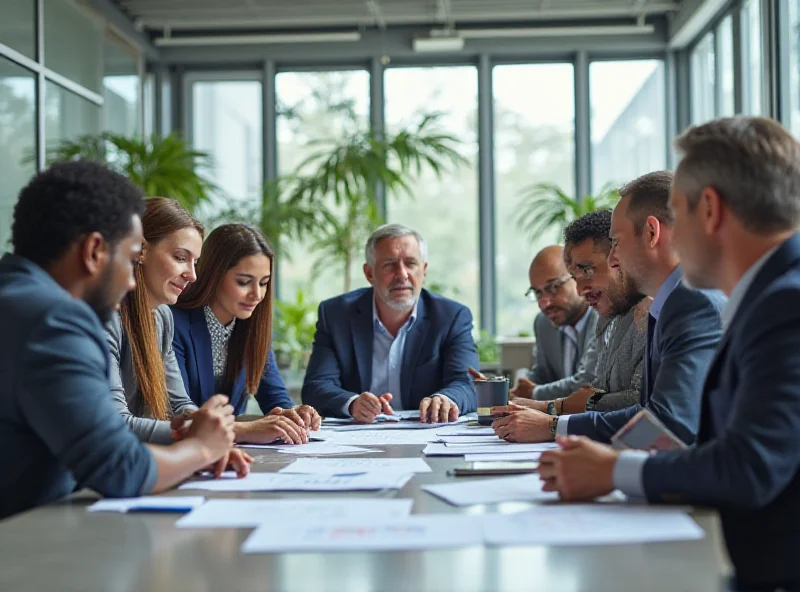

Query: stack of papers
left=177, top=498, right=413, bottom=528
left=422, top=474, right=559, bottom=506
left=178, top=471, right=412, bottom=492
left=278, top=457, right=432, bottom=475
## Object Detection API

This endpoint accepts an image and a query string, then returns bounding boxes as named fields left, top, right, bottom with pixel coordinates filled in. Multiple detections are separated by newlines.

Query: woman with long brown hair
left=106, top=197, right=206, bottom=443
left=172, top=223, right=321, bottom=444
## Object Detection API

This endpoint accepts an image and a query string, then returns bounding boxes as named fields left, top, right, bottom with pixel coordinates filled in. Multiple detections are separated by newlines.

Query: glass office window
left=385, top=66, right=480, bottom=326
left=789, top=0, right=800, bottom=137
left=717, top=16, right=735, bottom=116
left=44, top=0, right=103, bottom=92
left=590, top=60, right=666, bottom=191
left=103, top=33, right=140, bottom=136
left=0, top=58, right=36, bottom=250
left=0, top=0, right=36, bottom=60
left=742, top=0, right=764, bottom=115
left=44, top=81, right=102, bottom=149
left=191, top=79, right=262, bottom=219
left=276, top=70, right=370, bottom=302
left=493, top=63, right=575, bottom=336
left=691, top=32, right=716, bottom=124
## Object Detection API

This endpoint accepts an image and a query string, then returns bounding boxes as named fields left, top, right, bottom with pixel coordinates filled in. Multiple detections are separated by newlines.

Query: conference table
left=0, top=443, right=731, bottom=592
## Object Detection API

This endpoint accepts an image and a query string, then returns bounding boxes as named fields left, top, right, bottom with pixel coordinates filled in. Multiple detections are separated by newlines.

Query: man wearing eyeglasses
left=495, top=170, right=724, bottom=447
left=513, top=245, right=599, bottom=401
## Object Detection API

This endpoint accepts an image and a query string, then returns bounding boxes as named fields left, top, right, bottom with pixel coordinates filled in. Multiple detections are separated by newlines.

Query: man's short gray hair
left=365, top=223, right=428, bottom=267
left=674, top=116, right=800, bottom=234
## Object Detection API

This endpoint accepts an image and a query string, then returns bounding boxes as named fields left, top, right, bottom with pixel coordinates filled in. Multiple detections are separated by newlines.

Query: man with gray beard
left=302, top=224, right=479, bottom=424
left=514, top=210, right=651, bottom=416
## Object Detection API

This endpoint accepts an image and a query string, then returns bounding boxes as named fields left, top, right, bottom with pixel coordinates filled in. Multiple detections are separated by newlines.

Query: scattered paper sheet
left=328, top=416, right=470, bottom=432
left=483, top=505, right=705, bottom=546
left=241, top=515, right=484, bottom=553
left=238, top=443, right=380, bottom=456
left=87, top=496, right=205, bottom=513
left=436, top=427, right=497, bottom=437
left=463, top=452, right=543, bottom=462
left=422, top=474, right=558, bottom=506
left=177, top=498, right=413, bottom=529
left=279, top=457, right=432, bottom=475
left=423, top=442, right=558, bottom=457
left=437, top=436, right=504, bottom=444
left=319, top=428, right=442, bottom=446
left=178, top=471, right=413, bottom=492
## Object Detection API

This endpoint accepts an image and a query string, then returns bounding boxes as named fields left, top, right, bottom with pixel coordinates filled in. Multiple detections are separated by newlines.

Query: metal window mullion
left=732, top=4, right=744, bottom=113
left=574, top=51, right=590, bottom=196
left=35, top=0, right=45, bottom=171
left=370, top=56, right=386, bottom=221
left=773, top=0, right=792, bottom=122
left=477, top=53, right=495, bottom=335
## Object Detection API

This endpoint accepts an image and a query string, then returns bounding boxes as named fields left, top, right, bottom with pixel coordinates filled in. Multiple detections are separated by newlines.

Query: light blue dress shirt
left=612, top=250, right=778, bottom=498
left=341, top=298, right=418, bottom=416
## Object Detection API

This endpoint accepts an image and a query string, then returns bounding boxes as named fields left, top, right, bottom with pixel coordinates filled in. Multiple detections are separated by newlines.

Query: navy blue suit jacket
left=641, top=235, right=800, bottom=589
left=0, top=255, right=156, bottom=519
left=171, top=306, right=294, bottom=415
left=301, top=288, right=478, bottom=417
left=568, top=278, right=725, bottom=444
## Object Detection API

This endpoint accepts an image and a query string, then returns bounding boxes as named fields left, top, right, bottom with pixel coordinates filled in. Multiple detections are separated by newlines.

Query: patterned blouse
left=204, top=305, right=236, bottom=390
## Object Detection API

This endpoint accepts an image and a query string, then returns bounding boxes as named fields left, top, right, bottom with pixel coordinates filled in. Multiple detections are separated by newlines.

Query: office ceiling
left=114, top=0, right=682, bottom=32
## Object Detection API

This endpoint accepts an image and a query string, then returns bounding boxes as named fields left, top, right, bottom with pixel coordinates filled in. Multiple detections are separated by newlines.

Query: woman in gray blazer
left=105, top=198, right=205, bottom=444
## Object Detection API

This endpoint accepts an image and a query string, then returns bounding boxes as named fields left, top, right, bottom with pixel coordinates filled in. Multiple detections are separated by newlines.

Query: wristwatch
left=546, top=401, right=556, bottom=416
left=549, top=416, right=559, bottom=440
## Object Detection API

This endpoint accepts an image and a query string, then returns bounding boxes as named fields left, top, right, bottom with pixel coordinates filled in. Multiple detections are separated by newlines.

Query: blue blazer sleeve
left=18, top=303, right=157, bottom=497
left=252, top=349, right=294, bottom=413
left=435, top=305, right=478, bottom=414
left=171, top=311, right=194, bottom=405
left=642, top=288, right=800, bottom=508
left=301, top=301, right=361, bottom=417
left=567, top=289, right=722, bottom=445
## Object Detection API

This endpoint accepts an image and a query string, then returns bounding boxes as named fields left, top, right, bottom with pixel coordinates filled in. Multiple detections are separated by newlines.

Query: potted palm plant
left=294, top=113, right=467, bottom=293
left=44, top=132, right=217, bottom=213
left=517, top=182, right=620, bottom=241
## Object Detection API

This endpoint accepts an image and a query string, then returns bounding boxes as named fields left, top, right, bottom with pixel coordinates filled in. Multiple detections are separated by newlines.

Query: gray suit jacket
left=591, top=300, right=650, bottom=412
left=106, top=305, right=197, bottom=444
left=529, top=307, right=599, bottom=401
left=0, top=254, right=157, bottom=519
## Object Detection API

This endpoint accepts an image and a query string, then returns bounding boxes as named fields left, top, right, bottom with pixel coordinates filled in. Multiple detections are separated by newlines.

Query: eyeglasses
left=525, top=274, right=574, bottom=302
left=570, top=263, right=596, bottom=281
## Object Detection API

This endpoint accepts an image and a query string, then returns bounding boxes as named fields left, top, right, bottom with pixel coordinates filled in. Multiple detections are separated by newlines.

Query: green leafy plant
left=475, top=329, right=499, bottom=364
left=209, top=176, right=334, bottom=261
left=273, top=289, right=318, bottom=370
left=44, top=132, right=217, bottom=212
left=295, top=113, right=467, bottom=292
left=517, top=182, right=620, bottom=242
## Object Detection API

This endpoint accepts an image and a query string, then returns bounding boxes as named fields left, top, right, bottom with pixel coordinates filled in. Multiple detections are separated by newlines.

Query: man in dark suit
left=0, top=161, right=245, bottom=519
left=302, top=224, right=478, bottom=423
left=538, top=116, right=800, bottom=591
left=493, top=171, right=725, bottom=445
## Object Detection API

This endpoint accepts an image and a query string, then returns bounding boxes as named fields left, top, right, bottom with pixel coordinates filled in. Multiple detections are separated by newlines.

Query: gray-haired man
left=302, top=223, right=479, bottom=423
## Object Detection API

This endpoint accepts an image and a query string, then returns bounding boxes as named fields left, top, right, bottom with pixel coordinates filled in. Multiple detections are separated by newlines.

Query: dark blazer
left=641, top=235, right=800, bottom=590
left=0, top=254, right=156, bottom=519
left=567, top=276, right=725, bottom=445
left=171, top=306, right=294, bottom=415
left=301, top=288, right=478, bottom=417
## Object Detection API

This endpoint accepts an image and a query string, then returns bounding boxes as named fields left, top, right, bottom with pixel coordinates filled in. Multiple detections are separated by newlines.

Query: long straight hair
left=120, top=198, right=204, bottom=420
left=177, top=224, right=275, bottom=395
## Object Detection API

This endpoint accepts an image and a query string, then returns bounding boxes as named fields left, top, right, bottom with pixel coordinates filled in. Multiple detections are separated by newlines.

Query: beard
left=605, top=272, right=645, bottom=317
left=377, top=280, right=418, bottom=312
left=84, top=265, right=117, bottom=324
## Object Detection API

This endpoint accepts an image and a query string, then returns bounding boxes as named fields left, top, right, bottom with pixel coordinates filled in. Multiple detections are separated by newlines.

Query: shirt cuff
left=556, top=415, right=570, bottom=437
left=612, top=450, right=649, bottom=498
left=341, top=394, right=359, bottom=418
